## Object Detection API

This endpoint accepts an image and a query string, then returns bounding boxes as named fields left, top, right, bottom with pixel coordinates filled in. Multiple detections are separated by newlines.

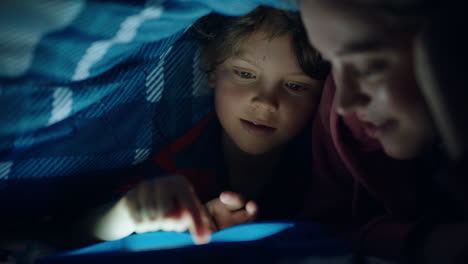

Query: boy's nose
left=252, top=99, right=277, bottom=113
left=251, top=86, right=279, bottom=113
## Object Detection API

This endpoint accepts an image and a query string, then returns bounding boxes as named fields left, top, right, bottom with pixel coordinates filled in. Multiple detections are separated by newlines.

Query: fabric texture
left=0, top=0, right=296, bottom=215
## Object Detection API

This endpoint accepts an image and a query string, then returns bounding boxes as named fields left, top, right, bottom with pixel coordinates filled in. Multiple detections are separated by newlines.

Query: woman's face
left=209, top=29, right=322, bottom=155
left=300, top=1, right=436, bottom=159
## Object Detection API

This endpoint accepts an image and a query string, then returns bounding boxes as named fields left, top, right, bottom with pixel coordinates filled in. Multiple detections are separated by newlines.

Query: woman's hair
left=193, top=6, right=330, bottom=81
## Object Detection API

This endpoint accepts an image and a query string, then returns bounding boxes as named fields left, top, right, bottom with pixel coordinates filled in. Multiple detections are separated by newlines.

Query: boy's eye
left=285, top=82, right=307, bottom=91
left=234, top=69, right=256, bottom=79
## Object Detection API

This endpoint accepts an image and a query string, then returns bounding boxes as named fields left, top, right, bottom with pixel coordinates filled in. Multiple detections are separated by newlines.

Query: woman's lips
left=240, top=119, right=276, bottom=136
left=363, top=120, right=396, bottom=138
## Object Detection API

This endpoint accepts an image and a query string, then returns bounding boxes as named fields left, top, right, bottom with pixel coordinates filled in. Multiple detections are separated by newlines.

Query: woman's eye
left=285, top=83, right=307, bottom=91
left=355, top=60, right=388, bottom=79
left=356, top=67, right=379, bottom=78
left=234, top=69, right=256, bottom=79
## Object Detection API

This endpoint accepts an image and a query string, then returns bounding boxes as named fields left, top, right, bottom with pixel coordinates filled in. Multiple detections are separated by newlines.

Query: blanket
left=0, top=0, right=297, bottom=213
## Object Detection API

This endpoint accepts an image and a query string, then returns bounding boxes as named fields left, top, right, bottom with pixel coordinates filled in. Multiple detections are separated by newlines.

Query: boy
left=84, top=6, right=329, bottom=245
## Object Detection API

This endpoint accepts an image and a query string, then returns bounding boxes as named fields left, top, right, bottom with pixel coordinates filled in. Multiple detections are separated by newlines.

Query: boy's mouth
left=240, top=119, right=276, bottom=136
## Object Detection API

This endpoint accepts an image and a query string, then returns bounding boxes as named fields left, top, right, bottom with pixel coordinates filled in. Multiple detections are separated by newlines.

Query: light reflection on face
left=300, top=1, right=436, bottom=159
left=209, top=30, right=322, bottom=155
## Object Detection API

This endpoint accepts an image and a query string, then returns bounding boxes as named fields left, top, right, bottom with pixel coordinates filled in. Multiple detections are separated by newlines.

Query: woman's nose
left=333, top=68, right=370, bottom=115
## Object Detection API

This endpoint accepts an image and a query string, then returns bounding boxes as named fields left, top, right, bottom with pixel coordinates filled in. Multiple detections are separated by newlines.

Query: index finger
left=178, top=188, right=215, bottom=244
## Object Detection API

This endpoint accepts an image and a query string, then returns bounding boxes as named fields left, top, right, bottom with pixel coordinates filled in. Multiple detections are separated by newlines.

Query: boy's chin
left=237, top=143, right=277, bottom=156
left=242, top=149, right=269, bottom=156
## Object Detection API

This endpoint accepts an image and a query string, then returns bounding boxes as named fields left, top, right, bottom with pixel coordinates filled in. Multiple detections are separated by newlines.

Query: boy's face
left=209, top=30, right=322, bottom=155
left=300, top=1, right=436, bottom=159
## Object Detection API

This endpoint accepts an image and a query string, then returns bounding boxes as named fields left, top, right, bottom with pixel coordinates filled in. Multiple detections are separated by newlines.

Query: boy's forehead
left=233, top=49, right=264, bottom=65
left=238, top=31, right=293, bottom=53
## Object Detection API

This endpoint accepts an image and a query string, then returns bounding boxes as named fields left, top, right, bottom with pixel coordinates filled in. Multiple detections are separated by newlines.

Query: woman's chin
left=383, top=141, right=421, bottom=160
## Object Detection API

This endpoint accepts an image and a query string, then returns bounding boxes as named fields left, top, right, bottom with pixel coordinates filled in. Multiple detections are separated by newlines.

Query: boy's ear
left=208, top=72, right=216, bottom=88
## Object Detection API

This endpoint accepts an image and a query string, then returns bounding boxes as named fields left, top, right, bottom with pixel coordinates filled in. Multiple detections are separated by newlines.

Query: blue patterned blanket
left=0, top=0, right=297, bottom=213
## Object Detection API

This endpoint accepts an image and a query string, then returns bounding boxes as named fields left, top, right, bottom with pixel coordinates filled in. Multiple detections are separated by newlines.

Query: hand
left=94, top=175, right=215, bottom=244
left=205, top=191, right=258, bottom=230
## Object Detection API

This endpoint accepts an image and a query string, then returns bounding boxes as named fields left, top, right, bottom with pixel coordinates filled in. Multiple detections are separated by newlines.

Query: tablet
left=40, top=221, right=350, bottom=264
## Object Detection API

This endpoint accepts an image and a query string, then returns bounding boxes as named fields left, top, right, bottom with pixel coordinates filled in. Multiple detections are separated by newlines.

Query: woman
left=300, top=1, right=468, bottom=263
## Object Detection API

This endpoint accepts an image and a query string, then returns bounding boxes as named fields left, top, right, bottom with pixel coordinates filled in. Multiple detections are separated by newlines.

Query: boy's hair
left=193, top=6, right=330, bottom=81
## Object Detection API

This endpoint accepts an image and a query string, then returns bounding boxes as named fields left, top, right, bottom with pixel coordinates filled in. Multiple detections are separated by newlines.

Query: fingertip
left=246, top=201, right=258, bottom=215
left=220, top=191, right=244, bottom=207
left=193, top=229, right=211, bottom=245
left=219, top=192, right=231, bottom=204
left=186, top=207, right=213, bottom=245
left=194, top=235, right=210, bottom=245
